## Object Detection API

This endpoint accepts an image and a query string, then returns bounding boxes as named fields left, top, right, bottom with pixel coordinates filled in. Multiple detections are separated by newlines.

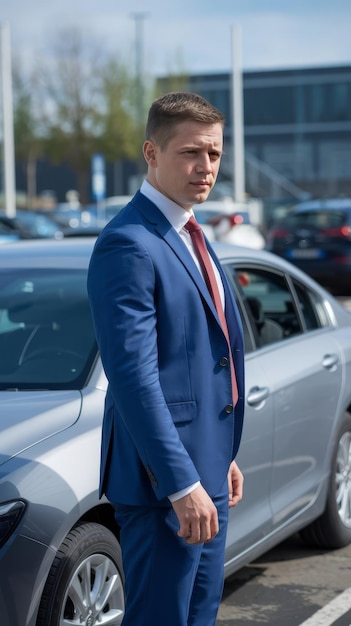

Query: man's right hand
left=172, top=484, right=218, bottom=544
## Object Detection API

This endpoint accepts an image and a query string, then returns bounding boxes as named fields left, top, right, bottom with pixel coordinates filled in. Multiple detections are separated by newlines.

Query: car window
left=221, top=263, right=255, bottom=354
left=0, top=269, right=97, bottom=390
left=0, top=220, right=16, bottom=235
left=287, top=209, right=347, bottom=229
left=16, top=212, right=60, bottom=237
left=291, top=280, right=328, bottom=330
left=231, top=266, right=303, bottom=348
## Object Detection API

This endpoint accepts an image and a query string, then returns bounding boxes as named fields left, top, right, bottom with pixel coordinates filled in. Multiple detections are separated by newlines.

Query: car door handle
left=247, top=386, right=270, bottom=406
left=322, top=353, right=339, bottom=370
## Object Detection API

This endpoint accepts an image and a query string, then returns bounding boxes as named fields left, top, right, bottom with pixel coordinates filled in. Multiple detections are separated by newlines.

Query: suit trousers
left=113, top=477, right=229, bottom=626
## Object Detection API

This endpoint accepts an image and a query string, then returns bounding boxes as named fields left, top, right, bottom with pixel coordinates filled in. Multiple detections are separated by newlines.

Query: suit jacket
left=87, top=191, right=245, bottom=506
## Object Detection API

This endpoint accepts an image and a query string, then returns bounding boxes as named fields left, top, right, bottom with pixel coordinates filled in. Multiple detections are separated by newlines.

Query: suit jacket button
left=225, top=404, right=234, bottom=414
left=219, top=356, right=229, bottom=367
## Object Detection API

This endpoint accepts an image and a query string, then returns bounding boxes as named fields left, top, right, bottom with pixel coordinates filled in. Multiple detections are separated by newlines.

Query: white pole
left=1, top=22, right=16, bottom=217
left=231, top=24, right=245, bottom=203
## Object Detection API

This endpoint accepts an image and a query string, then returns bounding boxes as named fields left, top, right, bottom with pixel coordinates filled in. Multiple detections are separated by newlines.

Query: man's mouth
left=192, top=181, right=210, bottom=189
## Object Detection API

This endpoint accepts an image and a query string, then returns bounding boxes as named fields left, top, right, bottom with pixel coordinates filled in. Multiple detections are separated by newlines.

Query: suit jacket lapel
left=160, top=220, right=220, bottom=320
left=135, top=192, right=220, bottom=321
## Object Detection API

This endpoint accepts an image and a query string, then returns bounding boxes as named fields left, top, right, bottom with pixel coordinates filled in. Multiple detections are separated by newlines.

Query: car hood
left=0, top=390, right=82, bottom=465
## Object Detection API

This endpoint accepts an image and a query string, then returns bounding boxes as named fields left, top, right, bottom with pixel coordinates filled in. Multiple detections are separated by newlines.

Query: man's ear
left=143, top=140, right=158, bottom=167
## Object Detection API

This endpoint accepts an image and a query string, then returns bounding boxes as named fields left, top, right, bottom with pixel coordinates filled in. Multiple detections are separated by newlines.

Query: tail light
left=321, top=226, right=351, bottom=239
left=270, top=228, right=289, bottom=238
left=229, top=214, right=245, bottom=227
left=266, top=228, right=289, bottom=247
left=334, top=257, right=350, bottom=265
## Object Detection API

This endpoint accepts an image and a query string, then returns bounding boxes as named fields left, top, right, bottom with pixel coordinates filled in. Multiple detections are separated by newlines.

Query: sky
left=1, top=0, right=351, bottom=77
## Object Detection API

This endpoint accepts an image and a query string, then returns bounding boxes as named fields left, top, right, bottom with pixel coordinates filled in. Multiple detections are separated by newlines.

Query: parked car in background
left=0, top=209, right=65, bottom=241
left=48, top=206, right=94, bottom=231
left=266, top=197, right=351, bottom=295
left=194, top=200, right=265, bottom=249
left=92, top=195, right=133, bottom=225
left=0, top=238, right=351, bottom=625
left=0, top=219, right=21, bottom=244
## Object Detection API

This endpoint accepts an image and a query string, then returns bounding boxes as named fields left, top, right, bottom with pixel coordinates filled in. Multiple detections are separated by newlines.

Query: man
left=87, top=91, right=245, bottom=626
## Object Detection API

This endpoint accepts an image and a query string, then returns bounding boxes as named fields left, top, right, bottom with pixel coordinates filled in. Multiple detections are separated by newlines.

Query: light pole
left=0, top=21, right=16, bottom=216
left=130, top=12, right=149, bottom=130
left=230, top=23, right=245, bottom=203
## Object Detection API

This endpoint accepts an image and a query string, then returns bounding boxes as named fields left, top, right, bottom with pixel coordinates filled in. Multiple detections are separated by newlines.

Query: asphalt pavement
left=217, top=535, right=351, bottom=626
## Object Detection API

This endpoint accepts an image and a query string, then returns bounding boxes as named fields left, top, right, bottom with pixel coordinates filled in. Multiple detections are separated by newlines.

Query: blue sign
left=91, top=153, right=106, bottom=201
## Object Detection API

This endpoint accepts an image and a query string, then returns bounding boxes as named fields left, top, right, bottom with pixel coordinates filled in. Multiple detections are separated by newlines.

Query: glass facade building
left=159, top=65, right=351, bottom=200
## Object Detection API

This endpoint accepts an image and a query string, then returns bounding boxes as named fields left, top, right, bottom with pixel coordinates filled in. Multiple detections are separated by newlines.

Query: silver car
left=0, top=238, right=350, bottom=626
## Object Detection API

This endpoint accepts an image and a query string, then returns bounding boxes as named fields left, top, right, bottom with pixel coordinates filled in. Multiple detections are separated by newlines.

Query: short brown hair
left=145, top=91, right=225, bottom=149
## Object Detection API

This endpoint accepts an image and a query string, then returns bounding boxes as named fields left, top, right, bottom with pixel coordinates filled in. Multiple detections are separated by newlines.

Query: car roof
left=0, top=237, right=96, bottom=269
left=214, top=241, right=314, bottom=276
left=0, top=236, right=321, bottom=278
left=293, top=198, right=351, bottom=212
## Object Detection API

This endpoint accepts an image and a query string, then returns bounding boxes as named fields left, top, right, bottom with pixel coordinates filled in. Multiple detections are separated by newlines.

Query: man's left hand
left=228, top=460, right=244, bottom=508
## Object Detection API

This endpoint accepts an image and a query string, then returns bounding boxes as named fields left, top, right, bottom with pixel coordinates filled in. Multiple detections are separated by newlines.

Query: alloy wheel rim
left=59, top=553, right=124, bottom=625
left=335, top=431, right=351, bottom=528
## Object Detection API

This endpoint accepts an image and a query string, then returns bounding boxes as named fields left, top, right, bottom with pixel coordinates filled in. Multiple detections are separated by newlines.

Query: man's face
left=143, top=120, right=223, bottom=210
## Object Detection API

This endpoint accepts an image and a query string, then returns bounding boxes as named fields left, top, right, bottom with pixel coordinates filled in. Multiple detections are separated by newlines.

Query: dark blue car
left=266, top=198, right=351, bottom=295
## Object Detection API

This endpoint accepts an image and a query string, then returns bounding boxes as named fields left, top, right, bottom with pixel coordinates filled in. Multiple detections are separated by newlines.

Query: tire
left=300, top=413, right=351, bottom=549
left=36, top=522, right=125, bottom=626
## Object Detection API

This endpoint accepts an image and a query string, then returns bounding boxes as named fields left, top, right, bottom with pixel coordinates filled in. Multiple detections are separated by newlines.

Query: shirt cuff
left=168, top=481, right=200, bottom=503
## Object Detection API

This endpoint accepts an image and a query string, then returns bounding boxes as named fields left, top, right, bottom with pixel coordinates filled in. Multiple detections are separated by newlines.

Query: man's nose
left=195, top=154, right=212, bottom=173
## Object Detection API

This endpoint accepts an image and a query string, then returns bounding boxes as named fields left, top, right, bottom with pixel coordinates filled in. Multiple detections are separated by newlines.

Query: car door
left=232, top=262, right=343, bottom=532
left=223, top=263, right=275, bottom=566
left=268, top=277, right=343, bottom=528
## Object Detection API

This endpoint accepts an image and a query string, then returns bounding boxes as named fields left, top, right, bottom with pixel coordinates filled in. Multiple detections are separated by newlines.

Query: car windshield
left=286, top=210, right=347, bottom=229
left=16, top=212, right=61, bottom=237
left=0, top=268, right=98, bottom=390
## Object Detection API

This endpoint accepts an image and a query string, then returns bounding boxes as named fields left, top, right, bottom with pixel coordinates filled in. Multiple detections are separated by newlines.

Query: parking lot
left=218, top=534, right=351, bottom=626
left=0, top=238, right=350, bottom=625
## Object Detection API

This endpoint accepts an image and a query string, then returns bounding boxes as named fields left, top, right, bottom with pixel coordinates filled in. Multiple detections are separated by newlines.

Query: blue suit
left=87, top=191, right=245, bottom=625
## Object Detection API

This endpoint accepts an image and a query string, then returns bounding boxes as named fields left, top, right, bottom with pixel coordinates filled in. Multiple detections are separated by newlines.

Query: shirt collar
left=140, top=179, right=193, bottom=233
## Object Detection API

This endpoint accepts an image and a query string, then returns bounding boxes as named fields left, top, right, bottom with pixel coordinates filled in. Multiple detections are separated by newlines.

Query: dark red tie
left=185, top=216, right=238, bottom=405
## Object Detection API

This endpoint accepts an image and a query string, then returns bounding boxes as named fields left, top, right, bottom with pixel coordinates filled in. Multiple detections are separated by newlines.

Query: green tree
left=97, top=58, right=140, bottom=162
left=12, top=59, right=43, bottom=208
left=39, top=27, right=147, bottom=204
left=153, top=48, right=190, bottom=98
left=12, top=26, right=190, bottom=205
left=39, top=27, right=105, bottom=204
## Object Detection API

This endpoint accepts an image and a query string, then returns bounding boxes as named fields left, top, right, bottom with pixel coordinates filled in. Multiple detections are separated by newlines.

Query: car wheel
left=36, top=521, right=125, bottom=626
left=300, top=413, right=351, bottom=549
